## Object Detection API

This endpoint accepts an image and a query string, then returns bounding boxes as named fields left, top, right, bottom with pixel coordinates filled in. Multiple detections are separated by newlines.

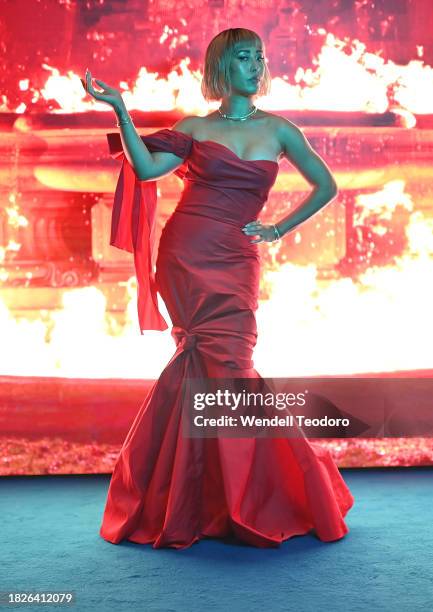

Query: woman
left=82, top=27, right=354, bottom=549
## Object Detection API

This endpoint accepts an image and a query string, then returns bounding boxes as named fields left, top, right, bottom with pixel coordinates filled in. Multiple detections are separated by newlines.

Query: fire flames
left=1, top=31, right=433, bottom=379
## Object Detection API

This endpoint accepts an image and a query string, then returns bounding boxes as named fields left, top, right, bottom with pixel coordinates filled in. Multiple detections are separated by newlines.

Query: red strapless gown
left=99, top=128, right=354, bottom=549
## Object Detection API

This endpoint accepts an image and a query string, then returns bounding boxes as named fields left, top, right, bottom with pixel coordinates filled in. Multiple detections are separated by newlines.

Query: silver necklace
left=217, top=105, right=258, bottom=121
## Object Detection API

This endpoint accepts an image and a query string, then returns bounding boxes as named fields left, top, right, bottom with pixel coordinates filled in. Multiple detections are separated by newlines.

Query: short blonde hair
left=201, top=28, right=272, bottom=101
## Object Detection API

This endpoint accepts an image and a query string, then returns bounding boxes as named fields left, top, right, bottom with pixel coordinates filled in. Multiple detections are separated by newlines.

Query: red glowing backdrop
left=1, top=0, right=433, bottom=475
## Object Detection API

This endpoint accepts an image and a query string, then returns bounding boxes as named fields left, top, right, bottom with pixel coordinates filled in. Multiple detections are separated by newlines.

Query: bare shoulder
left=260, top=112, right=320, bottom=165
left=264, top=112, right=337, bottom=191
left=171, top=115, right=201, bottom=136
left=264, top=113, right=306, bottom=152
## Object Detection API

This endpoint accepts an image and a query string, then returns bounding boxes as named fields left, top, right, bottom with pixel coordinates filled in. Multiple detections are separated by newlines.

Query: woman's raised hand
left=80, top=68, right=124, bottom=110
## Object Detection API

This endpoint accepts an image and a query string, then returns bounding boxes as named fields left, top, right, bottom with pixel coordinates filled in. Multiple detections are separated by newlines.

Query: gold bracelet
left=115, top=112, right=133, bottom=127
left=273, top=224, right=281, bottom=241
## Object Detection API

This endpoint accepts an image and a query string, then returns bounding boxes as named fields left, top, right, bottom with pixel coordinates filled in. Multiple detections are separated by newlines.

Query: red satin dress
left=99, top=128, right=354, bottom=549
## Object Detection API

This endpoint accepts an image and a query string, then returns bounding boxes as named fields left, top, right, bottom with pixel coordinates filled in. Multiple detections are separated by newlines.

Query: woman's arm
left=114, top=99, right=156, bottom=179
left=115, top=100, right=194, bottom=180
left=82, top=71, right=192, bottom=181
left=274, top=117, right=338, bottom=238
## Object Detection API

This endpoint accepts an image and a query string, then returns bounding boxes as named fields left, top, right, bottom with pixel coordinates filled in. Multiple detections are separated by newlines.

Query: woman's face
left=227, top=41, right=265, bottom=96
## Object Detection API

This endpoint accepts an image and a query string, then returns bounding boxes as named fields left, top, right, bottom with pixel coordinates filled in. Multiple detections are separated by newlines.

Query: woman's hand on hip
left=242, top=220, right=279, bottom=244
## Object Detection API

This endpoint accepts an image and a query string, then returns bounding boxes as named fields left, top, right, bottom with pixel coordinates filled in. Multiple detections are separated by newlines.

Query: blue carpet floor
left=1, top=467, right=433, bottom=612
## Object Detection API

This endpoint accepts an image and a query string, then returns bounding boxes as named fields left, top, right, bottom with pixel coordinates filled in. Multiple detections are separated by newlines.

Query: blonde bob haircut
left=201, top=28, right=272, bottom=101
